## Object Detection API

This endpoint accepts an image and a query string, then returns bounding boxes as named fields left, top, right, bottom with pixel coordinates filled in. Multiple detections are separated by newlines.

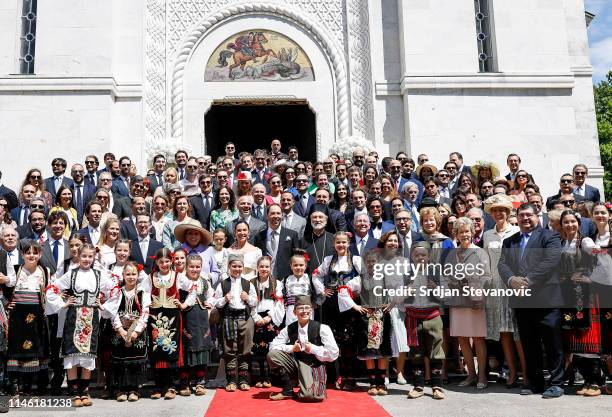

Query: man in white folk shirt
left=267, top=295, right=339, bottom=401
left=214, top=253, right=257, bottom=392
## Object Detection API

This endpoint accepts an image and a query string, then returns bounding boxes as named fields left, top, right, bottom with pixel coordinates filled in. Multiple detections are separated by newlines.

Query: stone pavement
left=8, top=382, right=612, bottom=417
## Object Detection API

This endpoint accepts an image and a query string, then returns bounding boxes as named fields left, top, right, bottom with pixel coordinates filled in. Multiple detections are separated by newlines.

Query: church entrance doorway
left=204, top=99, right=316, bottom=162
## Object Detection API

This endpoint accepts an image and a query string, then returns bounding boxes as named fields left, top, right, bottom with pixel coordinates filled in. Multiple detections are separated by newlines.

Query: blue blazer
left=70, top=182, right=96, bottom=224
left=293, top=193, right=315, bottom=218
left=498, top=226, right=563, bottom=308
left=369, top=220, right=395, bottom=238
left=44, top=176, right=74, bottom=199
left=130, top=238, right=163, bottom=274
left=574, top=184, right=601, bottom=203
left=349, top=236, right=379, bottom=256
left=11, top=206, right=29, bottom=226
left=111, top=177, right=130, bottom=197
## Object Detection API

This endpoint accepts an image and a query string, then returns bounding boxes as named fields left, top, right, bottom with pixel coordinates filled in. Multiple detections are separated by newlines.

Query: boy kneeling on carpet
left=267, top=296, right=339, bottom=401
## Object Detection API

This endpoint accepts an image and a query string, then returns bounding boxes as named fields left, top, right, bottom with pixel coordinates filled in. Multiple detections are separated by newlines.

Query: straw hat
left=174, top=223, right=212, bottom=246
left=493, top=177, right=513, bottom=190
left=415, top=163, right=438, bottom=177
left=484, top=194, right=514, bottom=214
left=471, top=161, right=500, bottom=179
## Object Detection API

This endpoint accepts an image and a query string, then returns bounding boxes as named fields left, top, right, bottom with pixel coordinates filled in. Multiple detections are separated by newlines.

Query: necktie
left=302, top=194, right=308, bottom=211
left=55, top=176, right=61, bottom=191
left=204, top=195, right=211, bottom=211
left=577, top=186, right=583, bottom=196
left=86, top=174, right=94, bottom=186
left=256, top=206, right=263, bottom=220
left=270, top=230, right=277, bottom=254
left=7, top=252, right=12, bottom=265
left=359, top=238, right=366, bottom=255
left=53, top=240, right=59, bottom=265
left=179, top=168, right=185, bottom=180
left=157, top=174, right=162, bottom=186
left=520, top=233, right=530, bottom=259
left=75, top=185, right=83, bottom=212
left=22, top=206, right=29, bottom=225
left=283, top=214, right=290, bottom=229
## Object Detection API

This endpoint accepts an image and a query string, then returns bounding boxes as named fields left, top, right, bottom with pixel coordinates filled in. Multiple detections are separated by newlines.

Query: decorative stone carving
left=144, top=0, right=166, bottom=154
left=346, top=0, right=375, bottom=141
left=169, top=3, right=350, bottom=141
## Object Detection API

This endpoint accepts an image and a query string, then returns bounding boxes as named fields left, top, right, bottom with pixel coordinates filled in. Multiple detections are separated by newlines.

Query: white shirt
left=138, top=235, right=150, bottom=258
left=269, top=321, right=339, bottom=363
left=574, top=185, right=585, bottom=197
left=282, top=212, right=293, bottom=229
left=6, top=248, right=20, bottom=266
left=88, top=225, right=101, bottom=246
left=213, top=276, right=257, bottom=310
left=355, top=234, right=369, bottom=255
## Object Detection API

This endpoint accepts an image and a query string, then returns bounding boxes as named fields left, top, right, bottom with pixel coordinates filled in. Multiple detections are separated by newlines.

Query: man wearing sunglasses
left=545, top=173, right=584, bottom=210
left=44, top=157, right=74, bottom=199
left=147, top=154, right=166, bottom=193
left=111, top=156, right=132, bottom=197
left=11, top=184, right=38, bottom=226
left=252, top=149, right=271, bottom=190
left=70, top=164, right=96, bottom=226
left=572, top=163, right=600, bottom=203
left=16, top=209, right=47, bottom=242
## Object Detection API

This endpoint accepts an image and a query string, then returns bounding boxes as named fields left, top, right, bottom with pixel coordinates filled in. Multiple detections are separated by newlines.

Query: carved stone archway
left=169, top=3, right=350, bottom=142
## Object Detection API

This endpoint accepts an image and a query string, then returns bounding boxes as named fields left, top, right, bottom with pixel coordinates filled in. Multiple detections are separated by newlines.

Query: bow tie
left=373, top=223, right=382, bottom=230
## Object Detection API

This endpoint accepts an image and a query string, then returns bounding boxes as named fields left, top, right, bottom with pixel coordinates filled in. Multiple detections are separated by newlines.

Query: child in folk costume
left=144, top=248, right=196, bottom=400
left=337, top=246, right=401, bottom=396
left=251, top=256, right=285, bottom=387
left=6, top=240, right=50, bottom=395
left=173, top=248, right=187, bottom=275
left=284, top=250, right=325, bottom=326
left=178, top=255, right=214, bottom=396
left=267, top=296, right=339, bottom=401
left=213, top=253, right=257, bottom=392
left=111, top=261, right=150, bottom=402
left=404, top=242, right=445, bottom=400
left=313, top=232, right=364, bottom=391
left=45, top=243, right=121, bottom=407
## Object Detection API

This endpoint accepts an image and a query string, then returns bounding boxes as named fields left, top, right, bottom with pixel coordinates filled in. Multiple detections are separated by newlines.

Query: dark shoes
left=542, top=386, right=564, bottom=399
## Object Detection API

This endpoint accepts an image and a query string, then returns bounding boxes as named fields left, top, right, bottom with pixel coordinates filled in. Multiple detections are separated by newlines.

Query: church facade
left=0, top=0, right=605, bottom=197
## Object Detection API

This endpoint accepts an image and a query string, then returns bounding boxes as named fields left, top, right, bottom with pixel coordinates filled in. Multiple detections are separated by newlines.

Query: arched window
left=474, top=0, right=497, bottom=72
left=19, top=0, right=37, bottom=74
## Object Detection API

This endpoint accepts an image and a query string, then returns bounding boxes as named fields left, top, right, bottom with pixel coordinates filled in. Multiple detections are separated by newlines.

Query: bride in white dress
left=228, top=220, right=262, bottom=279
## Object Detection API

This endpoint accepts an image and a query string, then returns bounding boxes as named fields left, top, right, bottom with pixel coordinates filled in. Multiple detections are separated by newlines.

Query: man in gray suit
left=226, top=195, right=266, bottom=244
left=280, top=190, right=306, bottom=240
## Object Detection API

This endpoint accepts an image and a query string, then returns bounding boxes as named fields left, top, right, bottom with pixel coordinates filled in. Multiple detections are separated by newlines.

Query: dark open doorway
left=204, top=99, right=316, bottom=162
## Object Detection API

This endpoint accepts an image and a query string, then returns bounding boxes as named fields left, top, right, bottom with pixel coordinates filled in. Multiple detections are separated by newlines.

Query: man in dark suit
left=344, top=188, right=368, bottom=235
left=466, top=208, right=486, bottom=248
left=44, top=157, right=74, bottom=199
left=120, top=197, right=149, bottom=241
left=280, top=190, right=307, bottom=240
left=443, top=161, right=460, bottom=197
left=252, top=183, right=268, bottom=222
left=313, top=188, right=347, bottom=233
left=254, top=204, right=301, bottom=280
left=226, top=195, right=266, bottom=244
left=555, top=194, right=597, bottom=237
left=0, top=226, right=22, bottom=277
left=11, top=184, right=37, bottom=226
left=546, top=173, right=584, bottom=210
left=147, top=154, right=167, bottom=194
left=394, top=209, right=424, bottom=258
left=293, top=174, right=315, bottom=218
left=75, top=200, right=103, bottom=245
left=349, top=213, right=379, bottom=256
left=97, top=171, right=131, bottom=219
left=572, top=163, right=601, bottom=203
left=498, top=203, right=564, bottom=398
left=83, top=155, right=101, bottom=187
left=365, top=196, right=394, bottom=239
left=16, top=209, right=47, bottom=242
left=189, top=174, right=214, bottom=230
left=130, top=214, right=163, bottom=274
left=252, top=149, right=271, bottom=191
left=0, top=170, right=18, bottom=210
left=70, top=163, right=95, bottom=226
left=111, top=156, right=132, bottom=197
left=449, top=151, right=471, bottom=176
left=528, top=193, right=548, bottom=228
left=465, top=193, right=495, bottom=231
left=40, top=212, right=71, bottom=277
left=504, top=153, right=522, bottom=182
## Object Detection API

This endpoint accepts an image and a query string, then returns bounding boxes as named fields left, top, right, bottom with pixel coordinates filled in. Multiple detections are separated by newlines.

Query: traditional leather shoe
left=225, top=383, right=237, bottom=392
left=239, top=383, right=251, bottom=391
left=367, top=385, right=379, bottom=395
left=377, top=385, right=388, bottom=396
left=150, top=391, right=162, bottom=399
left=583, top=385, right=601, bottom=397
left=407, top=387, right=424, bottom=399
left=262, top=380, right=272, bottom=388
left=164, top=388, right=177, bottom=400
left=81, top=394, right=93, bottom=406
left=72, top=396, right=83, bottom=407
left=269, top=391, right=292, bottom=401
left=576, top=385, right=588, bottom=395
left=194, top=385, right=206, bottom=396
left=179, top=387, right=191, bottom=397
left=432, top=387, right=445, bottom=400
left=255, top=381, right=263, bottom=388
left=128, top=392, right=140, bottom=402
left=116, top=392, right=128, bottom=402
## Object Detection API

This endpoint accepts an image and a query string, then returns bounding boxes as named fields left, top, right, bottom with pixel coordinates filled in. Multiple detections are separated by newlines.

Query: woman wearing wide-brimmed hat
left=470, top=161, right=500, bottom=192
left=482, top=194, right=527, bottom=388
left=415, top=163, right=438, bottom=183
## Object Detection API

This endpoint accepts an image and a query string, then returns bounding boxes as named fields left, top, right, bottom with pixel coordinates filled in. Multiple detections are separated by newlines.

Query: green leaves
left=594, top=71, right=612, bottom=200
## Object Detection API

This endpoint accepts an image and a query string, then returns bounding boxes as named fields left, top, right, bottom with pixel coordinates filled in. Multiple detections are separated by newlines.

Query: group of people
left=0, top=139, right=610, bottom=409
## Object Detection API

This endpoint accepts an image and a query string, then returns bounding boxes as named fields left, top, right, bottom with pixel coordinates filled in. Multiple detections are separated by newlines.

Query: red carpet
left=205, top=387, right=391, bottom=417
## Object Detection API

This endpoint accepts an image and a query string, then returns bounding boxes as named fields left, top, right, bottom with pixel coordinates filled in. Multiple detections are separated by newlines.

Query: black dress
left=180, top=278, right=212, bottom=367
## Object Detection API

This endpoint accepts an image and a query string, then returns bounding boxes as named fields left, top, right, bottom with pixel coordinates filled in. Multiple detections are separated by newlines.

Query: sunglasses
left=562, top=200, right=575, bottom=206
left=560, top=179, right=573, bottom=184
left=0, top=203, right=7, bottom=208
left=29, top=204, right=45, bottom=210
left=85, top=160, right=96, bottom=164
left=187, top=165, right=198, bottom=169
left=199, top=180, right=212, bottom=185
left=132, top=184, right=145, bottom=190
left=100, top=178, right=112, bottom=182
left=29, top=175, right=42, bottom=180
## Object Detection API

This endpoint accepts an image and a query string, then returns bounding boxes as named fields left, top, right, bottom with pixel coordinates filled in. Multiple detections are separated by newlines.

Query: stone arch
left=170, top=2, right=349, bottom=142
